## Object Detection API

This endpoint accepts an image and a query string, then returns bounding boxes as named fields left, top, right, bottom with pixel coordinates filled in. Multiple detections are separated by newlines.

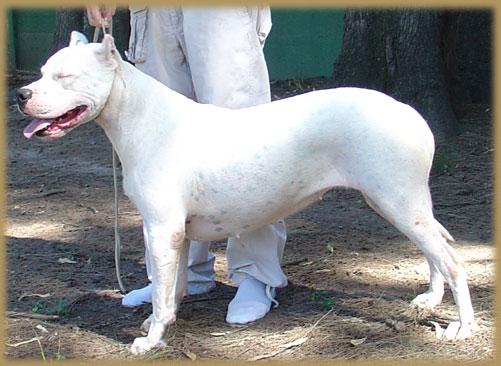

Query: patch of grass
left=31, top=298, right=68, bottom=316
left=32, top=300, right=46, bottom=313
left=311, top=290, right=337, bottom=311
left=55, top=298, right=68, bottom=316
left=431, top=149, right=455, bottom=175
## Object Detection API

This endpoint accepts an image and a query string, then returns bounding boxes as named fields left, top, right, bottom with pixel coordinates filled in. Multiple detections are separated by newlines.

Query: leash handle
left=92, top=17, right=113, bottom=42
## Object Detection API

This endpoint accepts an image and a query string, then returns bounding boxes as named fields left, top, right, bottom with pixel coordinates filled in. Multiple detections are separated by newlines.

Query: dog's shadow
left=61, top=280, right=427, bottom=347
left=62, top=281, right=240, bottom=344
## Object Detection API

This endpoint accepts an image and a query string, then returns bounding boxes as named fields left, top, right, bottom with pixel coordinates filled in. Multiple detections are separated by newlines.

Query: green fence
left=265, top=9, right=344, bottom=80
left=8, top=9, right=56, bottom=71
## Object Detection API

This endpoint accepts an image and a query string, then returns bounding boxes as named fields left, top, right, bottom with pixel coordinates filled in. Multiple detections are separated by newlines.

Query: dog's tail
left=435, top=219, right=454, bottom=242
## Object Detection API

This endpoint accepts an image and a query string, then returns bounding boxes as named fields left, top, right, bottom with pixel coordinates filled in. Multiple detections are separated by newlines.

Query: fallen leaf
left=36, top=324, right=49, bottom=333
left=350, top=337, right=367, bottom=346
left=58, top=258, right=77, bottom=264
left=278, top=336, right=308, bottom=349
left=183, top=349, right=197, bottom=361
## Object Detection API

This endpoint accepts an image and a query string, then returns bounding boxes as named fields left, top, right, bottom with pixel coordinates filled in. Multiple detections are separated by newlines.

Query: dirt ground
left=4, top=74, right=495, bottom=361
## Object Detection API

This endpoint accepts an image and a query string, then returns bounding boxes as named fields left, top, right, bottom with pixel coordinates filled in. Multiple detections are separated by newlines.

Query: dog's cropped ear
left=96, top=34, right=120, bottom=68
left=69, top=31, right=89, bottom=47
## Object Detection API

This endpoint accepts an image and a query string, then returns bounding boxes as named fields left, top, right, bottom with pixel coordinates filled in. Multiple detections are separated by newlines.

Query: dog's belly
left=184, top=188, right=328, bottom=241
left=183, top=164, right=344, bottom=241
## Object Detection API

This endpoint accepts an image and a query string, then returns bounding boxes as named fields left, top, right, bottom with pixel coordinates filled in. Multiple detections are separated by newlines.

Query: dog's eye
left=53, top=73, right=72, bottom=80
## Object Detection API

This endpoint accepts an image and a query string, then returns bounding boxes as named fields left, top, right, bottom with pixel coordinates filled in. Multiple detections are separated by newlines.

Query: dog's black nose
left=17, top=88, right=33, bottom=107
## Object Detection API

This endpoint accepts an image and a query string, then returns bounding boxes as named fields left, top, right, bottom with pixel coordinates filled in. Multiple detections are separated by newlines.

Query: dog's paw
left=442, top=320, right=477, bottom=340
left=130, top=337, right=149, bottom=356
left=140, top=314, right=153, bottom=333
left=411, top=291, right=442, bottom=310
left=130, top=336, right=166, bottom=356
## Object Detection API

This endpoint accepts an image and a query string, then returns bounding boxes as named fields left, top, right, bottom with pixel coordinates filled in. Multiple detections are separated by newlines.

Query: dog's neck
left=94, top=60, right=197, bottom=170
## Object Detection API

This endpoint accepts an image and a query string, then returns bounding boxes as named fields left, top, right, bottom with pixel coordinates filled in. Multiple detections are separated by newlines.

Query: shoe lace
left=265, top=285, right=279, bottom=308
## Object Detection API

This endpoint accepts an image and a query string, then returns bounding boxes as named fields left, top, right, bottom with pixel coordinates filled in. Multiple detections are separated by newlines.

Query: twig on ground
left=6, top=337, right=39, bottom=348
left=7, top=311, right=60, bottom=321
left=35, top=189, right=66, bottom=198
left=18, top=292, right=51, bottom=301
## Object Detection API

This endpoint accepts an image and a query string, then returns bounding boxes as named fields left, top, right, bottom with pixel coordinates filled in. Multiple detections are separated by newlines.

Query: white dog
left=17, top=33, right=476, bottom=355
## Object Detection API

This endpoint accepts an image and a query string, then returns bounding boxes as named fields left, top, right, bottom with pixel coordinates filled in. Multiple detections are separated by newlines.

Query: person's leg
left=182, top=7, right=271, bottom=108
left=226, top=221, right=287, bottom=323
left=127, top=7, right=195, bottom=98
left=186, top=241, right=216, bottom=294
left=182, top=7, right=288, bottom=323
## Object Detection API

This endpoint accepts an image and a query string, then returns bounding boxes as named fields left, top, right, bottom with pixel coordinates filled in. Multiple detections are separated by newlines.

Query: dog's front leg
left=130, top=221, right=189, bottom=356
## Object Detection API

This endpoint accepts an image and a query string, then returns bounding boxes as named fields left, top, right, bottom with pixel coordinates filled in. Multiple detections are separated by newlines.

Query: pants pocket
left=126, top=7, right=148, bottom=63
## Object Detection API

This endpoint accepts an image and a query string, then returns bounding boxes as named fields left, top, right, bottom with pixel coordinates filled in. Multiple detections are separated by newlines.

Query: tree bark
left=332, top=10, right=458, bottom=142
left=51, top=8, right=83, bottom=55
left=51, top=8, right=130, bottom=59
left=441, top=10, right=492, bottom=106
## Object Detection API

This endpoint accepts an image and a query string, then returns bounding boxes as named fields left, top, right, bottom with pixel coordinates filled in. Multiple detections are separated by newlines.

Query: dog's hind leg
left=130, top=219, right=189, bottom=355
left=364, top=194, right=445, bottom=309
left=361, top=187, right=475, bottom=340
left=412, top=258, right=445, bottom=309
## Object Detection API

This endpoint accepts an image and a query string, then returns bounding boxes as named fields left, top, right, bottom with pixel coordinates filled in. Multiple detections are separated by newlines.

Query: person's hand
left=86, top=6, right=116, bottom=27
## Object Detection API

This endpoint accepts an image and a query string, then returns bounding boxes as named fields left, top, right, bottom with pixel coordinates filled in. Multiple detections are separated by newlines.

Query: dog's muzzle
left=17, top=88, right=33, bottom=109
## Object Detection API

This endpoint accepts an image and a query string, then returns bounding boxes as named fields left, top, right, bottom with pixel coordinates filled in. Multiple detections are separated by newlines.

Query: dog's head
left=18, top=31, right=121, bottom=141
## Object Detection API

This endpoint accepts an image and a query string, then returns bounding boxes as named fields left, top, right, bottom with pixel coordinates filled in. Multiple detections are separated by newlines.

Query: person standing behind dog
left=87, top=6, right=288, bottom=324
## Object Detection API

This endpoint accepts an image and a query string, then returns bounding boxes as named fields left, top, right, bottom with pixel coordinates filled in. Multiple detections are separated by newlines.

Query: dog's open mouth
left=23, top=105, right=88, bottom=139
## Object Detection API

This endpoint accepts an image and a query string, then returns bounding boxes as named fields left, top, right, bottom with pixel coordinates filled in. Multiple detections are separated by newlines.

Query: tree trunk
left=51, top=8, right=130, bottom=59
left=332, top=10, right=458, bottom=142
left=441, top=10, right=492, bottom=106
left=51, top=8, right=83, bottom=55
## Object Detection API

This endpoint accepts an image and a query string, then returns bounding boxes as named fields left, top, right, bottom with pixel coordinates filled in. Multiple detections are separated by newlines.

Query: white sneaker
left=121, top=281, right=216, bottom=308
left=226, top=277, right=278, bottom=324
left=122, top=283, right=152, bottom=307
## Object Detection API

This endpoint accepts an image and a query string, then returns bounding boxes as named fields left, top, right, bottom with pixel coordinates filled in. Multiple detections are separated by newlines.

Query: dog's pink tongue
left=23, top=119, right=52, bottom=139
